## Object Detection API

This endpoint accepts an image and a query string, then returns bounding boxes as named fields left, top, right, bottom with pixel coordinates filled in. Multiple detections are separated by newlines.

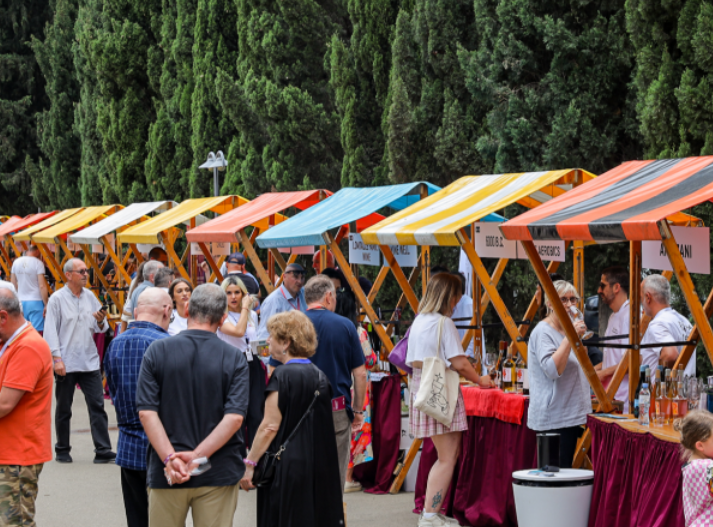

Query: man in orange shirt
left=0, top=288, right=53, bottom=526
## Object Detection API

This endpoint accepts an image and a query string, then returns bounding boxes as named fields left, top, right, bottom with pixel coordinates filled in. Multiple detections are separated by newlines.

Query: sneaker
left=93, top=451, right=117, bottom=464
left=55, top=453, right=73, bottom=463
left=344, top=480, right=362, bottom=493
left=418, top=513, right=460, bottom=526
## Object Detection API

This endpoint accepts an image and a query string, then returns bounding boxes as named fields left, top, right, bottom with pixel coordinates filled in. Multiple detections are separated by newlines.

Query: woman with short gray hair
left=527, top=280, right=591, bottom=468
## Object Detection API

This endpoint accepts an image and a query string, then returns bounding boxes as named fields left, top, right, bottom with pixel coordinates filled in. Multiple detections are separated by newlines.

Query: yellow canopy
left=14, top=208, right=84, bottom=242
left=32, top=205, right=121, bottom=244
left=118, top=196, right=247, bottom=244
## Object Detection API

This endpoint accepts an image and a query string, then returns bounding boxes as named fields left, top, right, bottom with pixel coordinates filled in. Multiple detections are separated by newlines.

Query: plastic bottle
left=639, top=384, right=650, bottom=426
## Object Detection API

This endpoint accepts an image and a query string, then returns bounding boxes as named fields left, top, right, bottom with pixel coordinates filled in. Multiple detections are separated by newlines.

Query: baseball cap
left=226, top=252, right=246, bottom=265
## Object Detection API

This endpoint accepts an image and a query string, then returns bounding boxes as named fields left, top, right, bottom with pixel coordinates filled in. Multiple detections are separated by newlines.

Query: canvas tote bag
left=413, top=316, right=460, bottom=427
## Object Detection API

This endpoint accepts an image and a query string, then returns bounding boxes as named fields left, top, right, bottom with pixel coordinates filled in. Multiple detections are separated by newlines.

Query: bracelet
left=353, top=410, right=364, bottom=415
left=244, top=459, right=258, bottom=467
left=163, top=453, right=174, bottom=466
left=53, top=358, right=63, bottom=364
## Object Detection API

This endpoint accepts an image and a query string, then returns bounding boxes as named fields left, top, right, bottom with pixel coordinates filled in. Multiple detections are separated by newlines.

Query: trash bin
left=512, top=469, right=594, bottom=527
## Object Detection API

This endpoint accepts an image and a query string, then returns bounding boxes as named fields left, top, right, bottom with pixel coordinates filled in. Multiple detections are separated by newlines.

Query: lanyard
left=0, top=322, right=30, bottom=359
left=286, top=358, right=311, bottom=365
left=307, top=303, right=327, bottom=311
left=280, top=286, right=301, bottom=311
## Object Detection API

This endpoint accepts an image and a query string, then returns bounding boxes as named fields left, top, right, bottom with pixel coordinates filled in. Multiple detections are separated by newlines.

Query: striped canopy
left=361, top=169, right=593, bottom=246
left=501, top=157, right=713, bottom=242
left=186, top=190, right=329, bottom=244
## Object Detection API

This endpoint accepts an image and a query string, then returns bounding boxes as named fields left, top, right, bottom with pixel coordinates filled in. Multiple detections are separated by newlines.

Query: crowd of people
left=0, top=242, right=709, bottom=527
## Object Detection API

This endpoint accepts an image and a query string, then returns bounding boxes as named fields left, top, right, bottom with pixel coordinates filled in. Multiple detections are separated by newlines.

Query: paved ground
left=35, top=389, right=416, bottom=526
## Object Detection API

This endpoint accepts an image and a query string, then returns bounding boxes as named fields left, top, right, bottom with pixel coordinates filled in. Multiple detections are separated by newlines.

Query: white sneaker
left=418, top=512, right=460, bottom=526
left=344, top=480, right=362, bottom=493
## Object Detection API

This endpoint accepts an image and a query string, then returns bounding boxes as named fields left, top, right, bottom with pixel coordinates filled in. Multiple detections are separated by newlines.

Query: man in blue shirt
left=303, top=275, right=366, bottom=491
left=105, top=288, right=172, bottom=527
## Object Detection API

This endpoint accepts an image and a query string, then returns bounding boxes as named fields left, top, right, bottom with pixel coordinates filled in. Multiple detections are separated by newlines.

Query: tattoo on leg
left=432, top=490, right=443, bottom=510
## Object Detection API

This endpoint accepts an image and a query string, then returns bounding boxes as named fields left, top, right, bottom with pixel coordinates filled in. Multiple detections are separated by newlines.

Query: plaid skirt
left=409, top=368, right=468, bottom=439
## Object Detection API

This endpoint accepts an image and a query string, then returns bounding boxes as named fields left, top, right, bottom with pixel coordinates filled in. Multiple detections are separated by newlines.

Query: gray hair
left=63, top=257, right=84, bottom=274
left=544, top=280, right=579, bottom=310
left=0, top=289, right=23, bottom=317
left=143, top=260, right=163, bottom=283
left=188, top=283, right=227, bottom=325
left=304, top=275, right=335, bottom=304
left=153, top=267, right=175, bottom=288
left=643, top=274, right=671, bottom=305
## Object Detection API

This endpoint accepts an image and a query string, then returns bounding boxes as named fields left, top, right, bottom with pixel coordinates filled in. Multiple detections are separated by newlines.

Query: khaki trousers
left=148, top=485, right=238, bottom=527
left=333, top=409, right=351, bottom=492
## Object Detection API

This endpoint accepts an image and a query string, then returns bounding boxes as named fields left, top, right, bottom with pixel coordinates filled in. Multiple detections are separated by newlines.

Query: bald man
left=105, top=288, right=172, bottom=527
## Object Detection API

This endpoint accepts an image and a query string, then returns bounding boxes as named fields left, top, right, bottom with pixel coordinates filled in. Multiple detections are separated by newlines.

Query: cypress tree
left=465, top=0, right=639, bottom=175
left=32, top=0, right=82, bottom=209
left=0, top=0, right=51, bottom=214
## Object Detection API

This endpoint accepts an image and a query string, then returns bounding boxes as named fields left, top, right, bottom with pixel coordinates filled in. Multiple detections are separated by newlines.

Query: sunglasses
left=560, top=296, right=579, bottom=305
left=69, top=269, right=89, bottom=276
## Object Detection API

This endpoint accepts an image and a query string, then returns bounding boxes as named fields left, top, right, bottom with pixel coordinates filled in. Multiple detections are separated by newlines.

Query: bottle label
left=516, top=368, right=524, bottom=382
left=503, top=368, right=512, bottom=382
left=672, top=402, right=679, bottom=417
left=655, top=401, right=661, bottom=415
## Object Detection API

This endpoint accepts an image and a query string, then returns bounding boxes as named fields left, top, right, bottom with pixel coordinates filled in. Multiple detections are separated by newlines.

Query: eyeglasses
left=560, top=296, right=579, bottom=305
left=598, top=282, right=608, bottom=290
left=69, top=269, right=89, bottom=276
left=285, top=271, right=305, bottom=278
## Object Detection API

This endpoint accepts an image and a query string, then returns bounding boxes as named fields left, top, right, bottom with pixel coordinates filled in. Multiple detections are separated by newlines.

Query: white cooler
left=512, top=469, right=594, bottom=527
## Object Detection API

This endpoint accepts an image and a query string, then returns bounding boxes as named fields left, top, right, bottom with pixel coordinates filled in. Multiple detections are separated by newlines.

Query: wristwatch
left=354, top=410, right=365, bottom=415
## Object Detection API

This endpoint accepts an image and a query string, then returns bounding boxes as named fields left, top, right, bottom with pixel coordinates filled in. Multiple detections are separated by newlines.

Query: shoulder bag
left=388, top=318, right=415, bottom=375
left=252, top=372, right=324, bottom=488
left=413, top=316, right=460, bottom=427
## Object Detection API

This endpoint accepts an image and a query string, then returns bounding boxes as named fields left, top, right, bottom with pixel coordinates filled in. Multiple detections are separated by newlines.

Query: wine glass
left=689, top=377, right=701, bottom=411
left=568, top=305, right=594, bottom=340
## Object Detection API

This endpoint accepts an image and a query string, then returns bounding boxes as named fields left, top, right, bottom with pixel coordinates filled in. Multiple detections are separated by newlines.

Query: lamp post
left=199, top=151, right=228, bottom=197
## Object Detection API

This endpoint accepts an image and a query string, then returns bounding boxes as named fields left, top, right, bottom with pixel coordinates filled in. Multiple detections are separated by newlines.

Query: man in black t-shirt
left=137, top=284, right=249, bottom=527
left=303, top=275, right=367, bottom=492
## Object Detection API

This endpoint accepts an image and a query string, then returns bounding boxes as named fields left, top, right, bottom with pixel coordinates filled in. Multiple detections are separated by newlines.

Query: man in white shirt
left=10, top=245, right=48, bottom=332
left=641, top=274, right=695, bottom=375
left=44, top=258, right=115, bottom=464
left=0, top=279, right=13, bottom=291
left=594, top=267, right=631, bottom=409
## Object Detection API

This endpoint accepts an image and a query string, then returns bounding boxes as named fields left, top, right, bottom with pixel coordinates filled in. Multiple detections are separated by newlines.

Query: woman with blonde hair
left=407, top=272, right=494, bottom=527
left=239, top=310, right=344, bottom=527
left=527, top=280, right=590, bottom=469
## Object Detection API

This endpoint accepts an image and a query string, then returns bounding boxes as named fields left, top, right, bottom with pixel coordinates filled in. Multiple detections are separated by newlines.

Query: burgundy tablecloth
left=587, top=416, right=684, bottom=527
left=414, top=399, right=537, bottom=526
left=353, top=374, right=402, bottom=494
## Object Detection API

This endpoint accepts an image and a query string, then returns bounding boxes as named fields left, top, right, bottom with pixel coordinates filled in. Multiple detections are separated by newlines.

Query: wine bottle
left=502, top=349, right=516, bottom=393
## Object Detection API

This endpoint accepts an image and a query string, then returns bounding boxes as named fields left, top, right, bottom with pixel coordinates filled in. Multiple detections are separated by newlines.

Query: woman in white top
left=218, top=276, right=266, bottom=448
left=167, top=278, right=193, bottom=336
left=407, top=272, right=493, bottom=527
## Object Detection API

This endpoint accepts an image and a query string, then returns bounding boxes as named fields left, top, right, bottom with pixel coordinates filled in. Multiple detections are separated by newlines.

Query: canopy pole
left=478, top=258, right=508, bottom=315
left=460, top=229, right=527, bottom=361
left=160, top=232, right=191, bottom=284
left=421, top=246, right=430, bottom=297
left=326, top=232, right=394, bottom=353
left=573, top=241, right=585, bottom=312
left=385, top=266, right=419, bottom=337
left=35, top=242, right=64, bottom=286
left=270, top=249, right=298, bottom=290
left=520, top=239, right=612, bottom=412
left=80, top=243, right=122, bottom=314
left=129, top=244, right=145, bottom=264
left=629, top=241, right=642, bottom=410
left=659, top=220, right=713, bottom=366
left=102, top=235, right=132, bottom=285
left=239, top=228, right=275, bottom=292
left=0, top=242, right=11, bottom=276
left=462, top=258, right=508, bottom=354
left=367, top=266, right=390, bottom=305
left=197, top=243, right=224, bottom=283
left=674, top=285, right=713, bottom=370
left=380, top=245, right=420, bottom=313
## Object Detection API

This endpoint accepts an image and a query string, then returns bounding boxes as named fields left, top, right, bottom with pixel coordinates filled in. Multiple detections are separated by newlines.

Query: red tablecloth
left=414, top=399, right=537, bottom=526
left=461, top=386, right=525, bottom=424
left=353, top=374, right=402, bottom=494
left=587, top=416, right=684, bottom=527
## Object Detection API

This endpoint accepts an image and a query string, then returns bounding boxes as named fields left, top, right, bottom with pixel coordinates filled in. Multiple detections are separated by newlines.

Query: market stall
left=0, top=212, right=58, bottom=275
left=68, top=201, right=178, bottom=312
left=117, top=196, right=248, bottom=286
left=185, top=190, right=330, bottom=292
left=499, top=157, right=713, bottom=525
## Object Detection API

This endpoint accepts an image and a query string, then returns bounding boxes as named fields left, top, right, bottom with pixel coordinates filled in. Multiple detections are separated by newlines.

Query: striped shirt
left=105, top=321, right=169, bottom=470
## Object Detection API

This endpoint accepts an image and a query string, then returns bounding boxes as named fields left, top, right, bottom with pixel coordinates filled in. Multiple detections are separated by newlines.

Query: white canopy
left=69, top=201, right=176, bottom=245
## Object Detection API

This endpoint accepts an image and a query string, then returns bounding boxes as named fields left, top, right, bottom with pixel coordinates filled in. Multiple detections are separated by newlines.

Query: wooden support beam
left=328, top=232, right=394, bottom=354
left=520, top=239, right=613, bottom=412
left=629, top=241, right=642, bottom=410
left=36, top=243, right=64, bottom=285
left=129, top=244, right=145, bottom=264
left=421, top=246, right=430, bottom=297
left=380, top=245, right=420, bottom=313
left=198, top=243, right=224, bottom=283
left=102, top=235, right=132, bottom=285
left=80, top=244, right=123, bottom=311
left=478, top=258, right=508, bottom=314
left=0, top=240, right=11, bottom=275
left=161, top=234, right=191, bottom=283
left=461, top=230, right=528, bottom=361
left=390, top=438, right=423, bottom=494
left=660, top=221, right=713, bottom=366
left=674, top=285, right=713, bottom=371
left=367, top=266, right=390, bottom=305
left=239, top=228, right=275, bottom=292
left=573, top=240, right=585, bottom=312
left=386, top=266, right=419, bottom=336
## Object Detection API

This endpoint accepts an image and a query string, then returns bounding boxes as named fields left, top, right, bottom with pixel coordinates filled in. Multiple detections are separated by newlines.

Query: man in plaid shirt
left=105, top=288, right=172, bottom=527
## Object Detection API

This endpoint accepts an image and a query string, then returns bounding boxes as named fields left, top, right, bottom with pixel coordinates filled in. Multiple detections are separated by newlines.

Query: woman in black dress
left=240, top=310, right=345, bottom=527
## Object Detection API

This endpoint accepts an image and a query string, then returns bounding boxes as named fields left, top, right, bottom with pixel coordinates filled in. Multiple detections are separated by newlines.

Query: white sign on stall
left=348, top=233, right=381, bottom=266
left=642, top=226, right=710, bottom=274
left=520, top=240, right=567, bottom=263
left=211, top=241, right=230, bottom=257
left=388, top=244, right=418, bottom=268
left=473, top=223, right=518, bottom=259
left=190, top=242, right=202, bottom=255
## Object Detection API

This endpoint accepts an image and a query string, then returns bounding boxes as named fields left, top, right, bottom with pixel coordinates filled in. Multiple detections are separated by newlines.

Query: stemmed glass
left=689, top=377, right=701, bottom=411
left=569, top=305, right=594, bottom=340
left=484, top=352, right=500, bottom=388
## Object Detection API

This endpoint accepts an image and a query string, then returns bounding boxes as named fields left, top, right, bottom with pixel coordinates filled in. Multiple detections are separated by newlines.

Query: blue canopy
left=256, top=182, right=504, bottom=248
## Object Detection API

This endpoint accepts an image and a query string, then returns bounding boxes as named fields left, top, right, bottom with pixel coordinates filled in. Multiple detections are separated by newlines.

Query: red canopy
left=185, top=190, right=330, bottom=244
left=0, top=212, right=57, bottom=239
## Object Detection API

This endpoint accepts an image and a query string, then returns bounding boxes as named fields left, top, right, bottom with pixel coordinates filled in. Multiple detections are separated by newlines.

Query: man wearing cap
left=10, top=245, right=48, bottom=333
left=257, top=263, right=306, bottom=347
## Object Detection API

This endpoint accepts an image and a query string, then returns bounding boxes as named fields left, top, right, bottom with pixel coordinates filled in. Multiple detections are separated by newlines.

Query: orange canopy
left=0, top=212, right=57, bottom=238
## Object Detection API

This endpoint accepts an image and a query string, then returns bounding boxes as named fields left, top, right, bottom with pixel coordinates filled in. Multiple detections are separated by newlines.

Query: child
left=678, top=410, right=713, bottom=526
